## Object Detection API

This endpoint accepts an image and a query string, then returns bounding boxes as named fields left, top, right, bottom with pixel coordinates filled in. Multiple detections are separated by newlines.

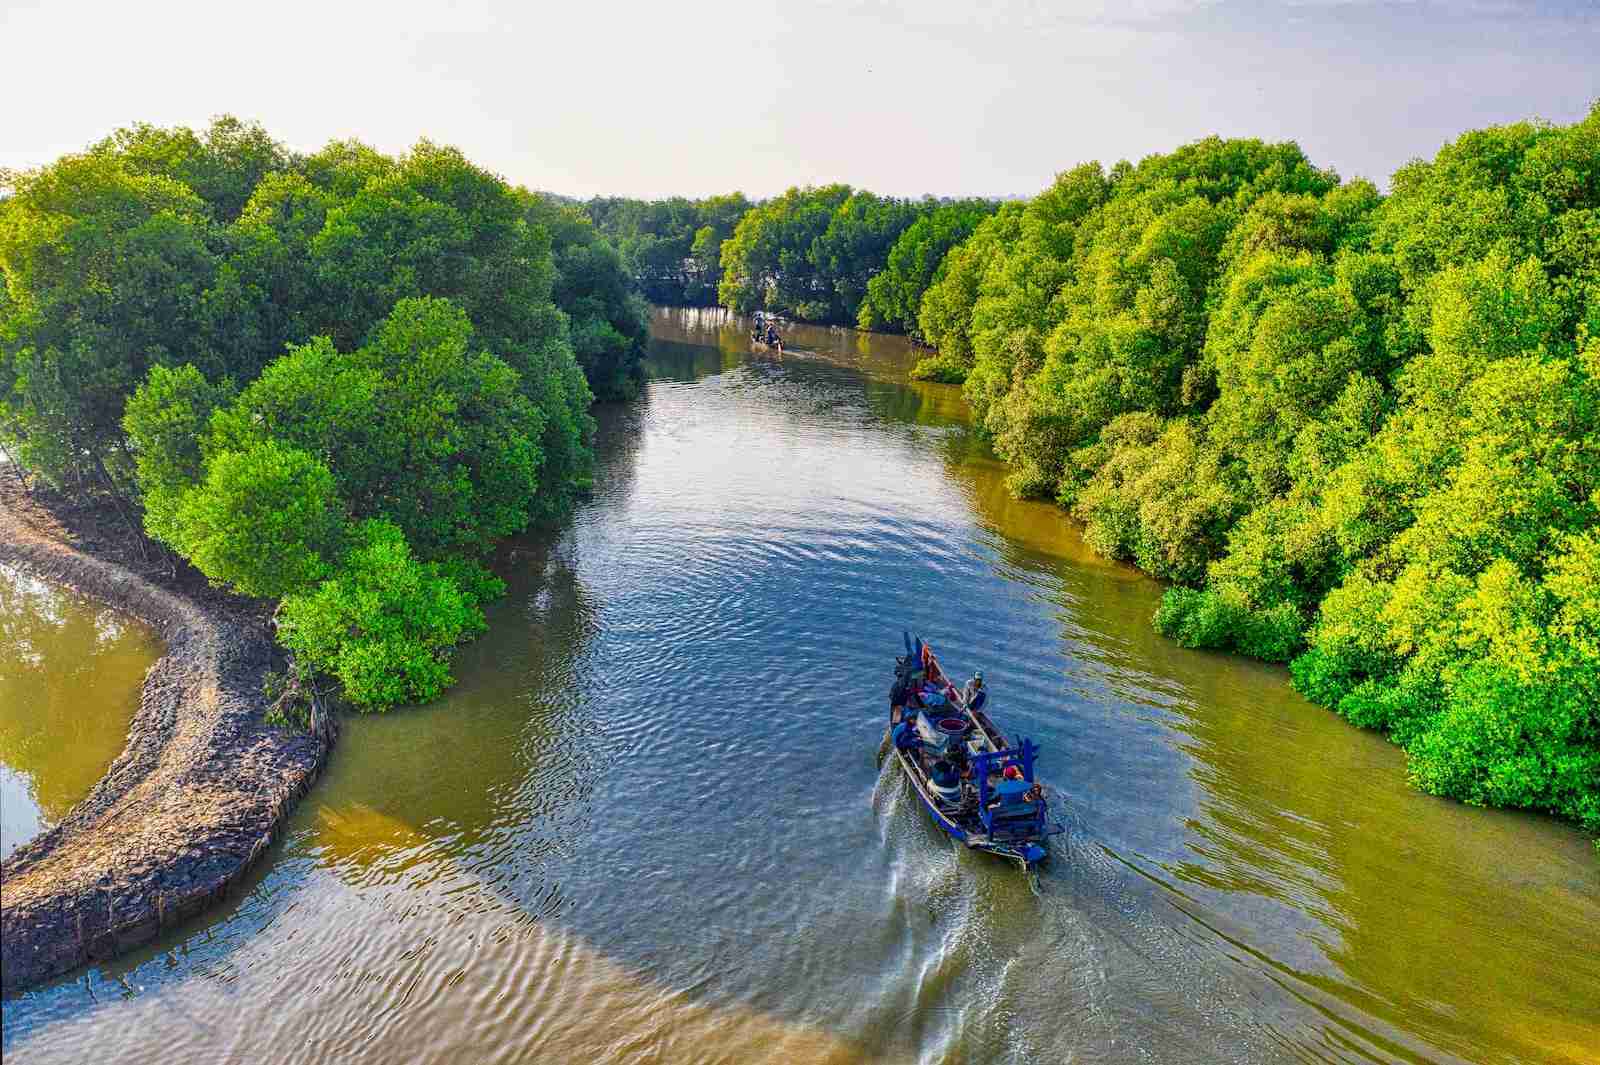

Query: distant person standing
left=962, top=671, right=987, bottom=712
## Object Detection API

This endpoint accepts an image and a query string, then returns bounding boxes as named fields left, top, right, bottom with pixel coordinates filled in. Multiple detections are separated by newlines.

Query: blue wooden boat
left=885, top=633, right=1065, bottom=870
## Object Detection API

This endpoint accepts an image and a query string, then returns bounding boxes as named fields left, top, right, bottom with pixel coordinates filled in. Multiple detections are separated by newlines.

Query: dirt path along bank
left=0, top=482, right=333, bottom=995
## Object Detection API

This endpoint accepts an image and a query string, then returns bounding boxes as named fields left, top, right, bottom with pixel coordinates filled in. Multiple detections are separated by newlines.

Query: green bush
left=1238, top=602, right=1306, bottom=661
left=908, top=355, right=969, bottom=384
left=173, top=440, right=344, bottom=598
left=122, top=364, right=232, bottom=543
left=858, top=199, right=998, bottom=335
left=206, top=296, right=550, bottom=557
left=1153, top=586, right=1305, bottom=662
left=1405, top=665, right=1600, bottom=829
left=1070, top=417, right=1245, bottom=584
left=277, top=520, right=490, bottom=710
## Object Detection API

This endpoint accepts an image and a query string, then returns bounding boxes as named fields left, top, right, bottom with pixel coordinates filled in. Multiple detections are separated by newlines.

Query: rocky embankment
left=0, top=481, right=333, bottom=994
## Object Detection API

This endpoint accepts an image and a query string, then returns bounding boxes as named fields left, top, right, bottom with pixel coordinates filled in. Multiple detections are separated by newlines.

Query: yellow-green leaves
left=174, top=440, right=343, bottom=600
left=277, top=519, right=489, bottom=710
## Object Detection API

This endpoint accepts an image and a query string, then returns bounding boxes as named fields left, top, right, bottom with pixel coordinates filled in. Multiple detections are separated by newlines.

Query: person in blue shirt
left=891, top=719, right=921, bottom=752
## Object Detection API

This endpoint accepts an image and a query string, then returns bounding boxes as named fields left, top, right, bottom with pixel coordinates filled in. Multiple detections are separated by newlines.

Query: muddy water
left=0, top=566, right=158, bottom=859
left=2, top=307, right=1596, bottom=1064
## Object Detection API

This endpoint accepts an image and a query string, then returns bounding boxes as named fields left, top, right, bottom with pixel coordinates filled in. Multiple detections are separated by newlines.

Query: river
left=2, top=306, right=1596, bottom=1064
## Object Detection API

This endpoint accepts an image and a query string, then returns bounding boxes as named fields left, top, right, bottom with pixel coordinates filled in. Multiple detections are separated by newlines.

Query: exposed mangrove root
left=0, top=481, right=335, bottom=995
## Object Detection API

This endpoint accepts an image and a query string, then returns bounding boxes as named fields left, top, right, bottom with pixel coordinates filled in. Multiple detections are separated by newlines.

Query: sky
left=3, top=0, right=1596, bottom=200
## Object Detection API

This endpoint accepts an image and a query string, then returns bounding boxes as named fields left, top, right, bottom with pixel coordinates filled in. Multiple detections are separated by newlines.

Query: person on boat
left=766, top=325, right=779, bottom=345
left=962, top=672, right=987, bottom=712
left=990, top=764, right=1030, bottom=810
left=891, top=719, right=920, bottom=752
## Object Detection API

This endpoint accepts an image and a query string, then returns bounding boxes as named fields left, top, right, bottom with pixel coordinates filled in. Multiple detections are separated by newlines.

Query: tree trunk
left=93, top=454, right=149, bottom=562
left=0, top=440, right=28, bottom=494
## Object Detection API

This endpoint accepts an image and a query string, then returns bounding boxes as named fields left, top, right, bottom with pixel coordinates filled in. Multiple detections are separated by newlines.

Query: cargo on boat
left=884, top=633, right=1064, bottom=870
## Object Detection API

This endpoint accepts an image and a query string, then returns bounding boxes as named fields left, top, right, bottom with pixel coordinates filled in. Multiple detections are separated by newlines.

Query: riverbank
left=4, top=317, right=1597, bottom=1062
left=0, top=480, right=334, bottom=995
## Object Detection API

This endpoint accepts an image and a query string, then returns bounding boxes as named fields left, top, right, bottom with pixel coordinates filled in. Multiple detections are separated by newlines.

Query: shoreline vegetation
left=2, top=119, right=650, bottom=718
left=0, top=106, right=1594, bottom=999
left=1, top=119, right=651, bottom=988
left=590, top=105, right=1600, bottom=840
left=0, top=478, right=330, bottom=994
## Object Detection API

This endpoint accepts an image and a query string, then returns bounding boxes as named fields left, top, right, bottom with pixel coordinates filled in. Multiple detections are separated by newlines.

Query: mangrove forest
left=4, top=106, right=1597, bottom=842
left=590, top=106, right=1600, bottom=837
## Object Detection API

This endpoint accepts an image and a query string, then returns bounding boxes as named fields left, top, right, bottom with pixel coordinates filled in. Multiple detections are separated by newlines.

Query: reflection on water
left=3, top=308, right=1597, bottom=1064
left=0, top=566, right=158, bottom=859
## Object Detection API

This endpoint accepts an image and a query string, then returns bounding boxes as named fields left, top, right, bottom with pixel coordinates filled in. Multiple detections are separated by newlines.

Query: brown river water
left=1, top=307, right=1596, bottom=1064
left=0, top=566, right=158, bottom=860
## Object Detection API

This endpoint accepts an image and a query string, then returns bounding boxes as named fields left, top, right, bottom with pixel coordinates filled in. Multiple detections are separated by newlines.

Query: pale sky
left=3, top=0, right=1596, bottom=198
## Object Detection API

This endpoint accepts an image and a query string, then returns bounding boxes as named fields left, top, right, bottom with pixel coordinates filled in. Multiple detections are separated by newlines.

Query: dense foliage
left=857, top=199, right=999, bottom=337
left=525, top=194, right=650, bottom=399
left=936, top=109, right=1600, bottom=833
left=915, top=204, right=1025, bottom=379
left=277, top=518, right=502, bottom=708
left=718, top=188, right=948, bottom=325
left=590, top=189, right=1002, bottom=342
left=586, top=194, right=751, bottom=306
left=1, top=118, right=634, bottom=711
left=5, top=109, right=1596, bottom=832
left=124, top=294, right=574, bottom=709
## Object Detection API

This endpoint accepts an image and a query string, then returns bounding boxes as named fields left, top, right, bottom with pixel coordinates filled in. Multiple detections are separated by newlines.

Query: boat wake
left=869, top=750, right=1328, bottom=1064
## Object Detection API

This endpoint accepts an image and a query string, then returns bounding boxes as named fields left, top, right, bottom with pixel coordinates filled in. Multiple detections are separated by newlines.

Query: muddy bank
left=0, top=481, right=333, bottom=995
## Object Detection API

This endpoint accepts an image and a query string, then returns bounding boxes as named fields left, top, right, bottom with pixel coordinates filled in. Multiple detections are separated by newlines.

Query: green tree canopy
left=4, top=119, right=652, bottom=715
left=716, top=185, right=942, bottom=324
left=172, top=439, right=344, bottom=599
left=277, top=519, right=500, bottom=709
left=0, top=152, right=218, bottom=487
left=899, top=107, right=1599, bottom=832
left=588, top=192, right=751, bottom=305
left=206, top=296, right=550, bottom=556
left=3, top=120, right=621, bottom=497
left=858, top=199, right=999, bottom=335
left=916, top=204, right=1025, bottom=371
left=97, top=116, right=290, bottom=223
left=121, top=363, right=232, bottom=543
left=524, top=193, right=650, bottom=399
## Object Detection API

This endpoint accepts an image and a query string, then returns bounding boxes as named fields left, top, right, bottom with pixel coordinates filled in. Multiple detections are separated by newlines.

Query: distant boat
left=750, top=315, right=784, bottom=354
left=884, top=633, right=1064, bottom=870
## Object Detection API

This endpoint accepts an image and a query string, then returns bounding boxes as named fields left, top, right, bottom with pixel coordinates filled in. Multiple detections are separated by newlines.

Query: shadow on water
left=3, top=307, right=1597, bottom=1065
